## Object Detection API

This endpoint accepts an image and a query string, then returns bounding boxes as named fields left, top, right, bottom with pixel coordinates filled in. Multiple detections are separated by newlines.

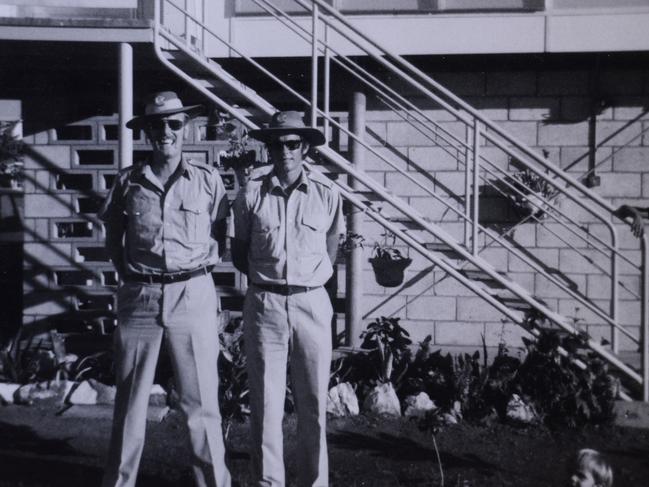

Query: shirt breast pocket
left=299, top=211, right=327, bottom=255
left=179, top=200, right=210, bottom=244
left=250, top=214, right=281, bottom=262
left=125, top=190, right=156, bottom=248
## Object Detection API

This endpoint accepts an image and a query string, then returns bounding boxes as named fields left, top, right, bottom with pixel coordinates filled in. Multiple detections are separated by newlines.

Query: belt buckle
left=168, top=272, right=182, bottom=283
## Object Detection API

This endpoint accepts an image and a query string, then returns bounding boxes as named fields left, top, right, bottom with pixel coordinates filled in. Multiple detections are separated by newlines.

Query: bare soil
left=0, top=402, right=647, bottom=487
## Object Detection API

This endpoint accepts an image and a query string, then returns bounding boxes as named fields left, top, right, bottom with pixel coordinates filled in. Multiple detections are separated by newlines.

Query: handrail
left=250, top=0, right=637, bottom=345
left=253, top=0, right=629, bottom=264
left=254, top=0, right=627, bottom=259
left=151, top=0, right=645, bottom=389
left=302, top=0, right=620, bottom=216
left=289, top=0, right=631, bottom=351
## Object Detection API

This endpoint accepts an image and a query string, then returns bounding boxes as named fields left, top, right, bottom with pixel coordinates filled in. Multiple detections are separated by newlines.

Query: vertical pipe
left=463, top=124, right=472, bottom=251
left=119, top=43, right=133, bottom=170
left=310, top=2, right=319, bottom=127
left=184, top=0, right=190, bottom=47
left=611, top=250, right=619, bottom=353
left=323, top=22, right=331, bottom=144
left=642, top=235, right=649, bottom=401
left=157, top=0, right=163, bottom=27
left=346, top=92, right=366, bottom=348
left=472, top=119, right=480, bottom=255
left=201, top=0, right=206, bottom=52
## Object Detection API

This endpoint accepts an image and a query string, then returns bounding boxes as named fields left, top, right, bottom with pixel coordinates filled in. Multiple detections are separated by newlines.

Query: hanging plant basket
left=369, top=246, right=412, bottom=288
left=505, top=169, right=559, bottom=221
left=512, top=191, right=554, bottom=219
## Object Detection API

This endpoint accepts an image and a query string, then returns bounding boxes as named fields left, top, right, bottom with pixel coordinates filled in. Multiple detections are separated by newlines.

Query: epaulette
left=306, top=169, right=334, bottom=189
left=117, top=162, right=140, bottom=179
left=185, top=158, right=215, bottom=173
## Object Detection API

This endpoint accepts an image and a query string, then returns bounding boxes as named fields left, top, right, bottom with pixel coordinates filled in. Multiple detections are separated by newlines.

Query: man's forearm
left=212, top=219, right=228, bottom=259
left=326, top=233, right=341, bottom=265
left=104, top=221, right=126, bottom=278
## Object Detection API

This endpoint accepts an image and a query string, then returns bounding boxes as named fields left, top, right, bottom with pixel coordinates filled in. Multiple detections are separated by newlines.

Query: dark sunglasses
left=268, top=139, right=303, bottom=151
left=147, top=119, right=185, bottom=131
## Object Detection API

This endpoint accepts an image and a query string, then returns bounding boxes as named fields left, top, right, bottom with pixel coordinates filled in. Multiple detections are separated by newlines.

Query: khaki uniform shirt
left=232, top=168, right=345, bottom=287
left=99, top=158, right=229, bottom=275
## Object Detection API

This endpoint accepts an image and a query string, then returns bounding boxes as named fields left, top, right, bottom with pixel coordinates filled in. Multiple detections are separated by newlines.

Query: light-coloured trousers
left=243, top=285, right=333, bottom=487
left=102, top=274, right=231, bottom=487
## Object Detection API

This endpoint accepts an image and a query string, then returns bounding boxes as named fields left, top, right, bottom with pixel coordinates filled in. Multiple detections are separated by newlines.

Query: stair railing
left=151, top=0, right=645, bottom=394
left=249, top=0, right=646, bottom=357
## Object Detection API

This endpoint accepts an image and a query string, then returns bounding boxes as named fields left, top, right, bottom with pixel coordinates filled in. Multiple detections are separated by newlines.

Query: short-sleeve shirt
left=98, top=158, right=229, bottom=274
left=232, top=168, right=345, bottom=287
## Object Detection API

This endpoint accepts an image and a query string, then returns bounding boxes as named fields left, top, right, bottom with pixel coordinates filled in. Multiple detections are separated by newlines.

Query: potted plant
left=218, top=316, right=250, bottom=439
left=214, top=114, right=261, bottom=188
left=337, top=231, right=365, bottom=262
left=359, top=316, right=412, bottom=416
left=369, top=232, right=412, bottom=287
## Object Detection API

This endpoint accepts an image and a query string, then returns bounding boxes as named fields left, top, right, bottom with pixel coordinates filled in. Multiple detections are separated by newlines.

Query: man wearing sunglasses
left=231, top=111, right=345, bottom=486
left=99, top=91, right=231, bottom=487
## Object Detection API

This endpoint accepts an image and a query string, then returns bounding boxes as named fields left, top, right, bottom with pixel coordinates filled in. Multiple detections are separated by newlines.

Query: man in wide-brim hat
left=232, top=111, right=345, bottom=486
left=125, top=91, right=204, bottom=130
left=99, top=91, right=231, bottom=487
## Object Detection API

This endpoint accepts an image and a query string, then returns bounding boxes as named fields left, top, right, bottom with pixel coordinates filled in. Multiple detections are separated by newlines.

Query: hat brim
left=126, top=104, right=204, bottom=130
left=248, top=127, right=326, bottom=147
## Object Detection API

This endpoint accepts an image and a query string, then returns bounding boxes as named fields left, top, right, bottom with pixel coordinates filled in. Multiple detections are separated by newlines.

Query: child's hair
left=576, top=448, right=613, bottom=487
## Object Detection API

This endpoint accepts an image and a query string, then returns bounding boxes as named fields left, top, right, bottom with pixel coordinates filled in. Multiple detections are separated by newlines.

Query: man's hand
left=614, top=205, right=646, bottom=238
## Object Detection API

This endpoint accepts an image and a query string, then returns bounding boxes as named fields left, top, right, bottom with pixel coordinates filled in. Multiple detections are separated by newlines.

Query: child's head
left=570, top=449, right=613, bottom=487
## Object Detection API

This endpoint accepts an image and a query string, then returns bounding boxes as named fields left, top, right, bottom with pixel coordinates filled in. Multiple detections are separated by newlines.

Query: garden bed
left=0, top=402, right=647, bottom=487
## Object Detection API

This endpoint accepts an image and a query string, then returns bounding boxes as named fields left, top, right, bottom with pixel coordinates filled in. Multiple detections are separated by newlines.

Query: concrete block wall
left=20, top=114, right=245, bottom=347
left=333, top=66, right=649, bottom=352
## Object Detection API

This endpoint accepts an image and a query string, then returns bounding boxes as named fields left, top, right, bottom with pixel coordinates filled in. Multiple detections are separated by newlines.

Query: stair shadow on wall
left=362, top=266, right=437, bottom=321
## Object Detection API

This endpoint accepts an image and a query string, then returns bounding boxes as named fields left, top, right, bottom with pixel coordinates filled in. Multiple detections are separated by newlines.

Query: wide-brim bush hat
left=126, top=91, right=204, bottom=129
left=249, top=111, right=325, bottom=146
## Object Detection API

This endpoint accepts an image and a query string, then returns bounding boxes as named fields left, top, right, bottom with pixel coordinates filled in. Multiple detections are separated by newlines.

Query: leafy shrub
left=403, top=335, right=489, bottom=418
left=360, top=316, right=412, bottom=387
left=514, top=329, right=617, bottom=428
left=0, top=330, right=59, bottom=384
left=404, top=328, right=617, bottom=430
left=218, top=316, right=249, bottom=438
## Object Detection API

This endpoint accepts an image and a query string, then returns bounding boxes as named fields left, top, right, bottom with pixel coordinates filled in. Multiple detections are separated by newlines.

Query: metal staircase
left=151, top=0, right=647, bottom=400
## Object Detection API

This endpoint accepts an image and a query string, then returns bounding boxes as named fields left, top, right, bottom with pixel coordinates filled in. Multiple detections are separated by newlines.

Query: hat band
left=144, top=98, right=184, bottom=116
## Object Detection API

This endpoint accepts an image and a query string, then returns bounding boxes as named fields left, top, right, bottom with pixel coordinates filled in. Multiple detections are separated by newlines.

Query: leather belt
left=125, top=266, right=213, bottom=284
left=252, top=282, right=320, bottom=296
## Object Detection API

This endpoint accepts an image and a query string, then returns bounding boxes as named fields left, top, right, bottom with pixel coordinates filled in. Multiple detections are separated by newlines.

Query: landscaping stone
left=442, top=412, right=459, bottom=425
left=15, top=380, right=74, bottom=404
left=506, top=394, right=538, bottom=424
left=327, top=382, right=359, bottom=417
left=68, top=380, right=98, bottom=405
left=89, top=379, right=116, bottom=404
left=62, top=353, right=78, bottom=364
left=403, top=392, right=436, bottom=418
left=614, top=400, right=649, bottom=429
left=149, top=384, right=168, bottom=407
left=62, top=404, right=170, bottom=423
left=0, top=383, right=20, bottom=404
left=363, top=382, right=401, bottom=416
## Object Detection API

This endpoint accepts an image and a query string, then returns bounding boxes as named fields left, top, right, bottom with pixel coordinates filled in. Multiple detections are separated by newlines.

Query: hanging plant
left=369, top=232, right=412, bottom=288
left=506, top=167, right=558, bottom=220
left=217, top=118, right=257, bottom=171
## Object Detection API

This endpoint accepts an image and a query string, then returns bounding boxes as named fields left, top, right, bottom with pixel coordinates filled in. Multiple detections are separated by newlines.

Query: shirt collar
left=138, top=157, right=191, bottom=185
left=267, top=169, right=309, bottom=194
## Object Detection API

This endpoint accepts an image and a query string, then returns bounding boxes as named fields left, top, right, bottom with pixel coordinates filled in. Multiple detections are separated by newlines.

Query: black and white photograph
left=0, top=1, right=648, bottom=486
